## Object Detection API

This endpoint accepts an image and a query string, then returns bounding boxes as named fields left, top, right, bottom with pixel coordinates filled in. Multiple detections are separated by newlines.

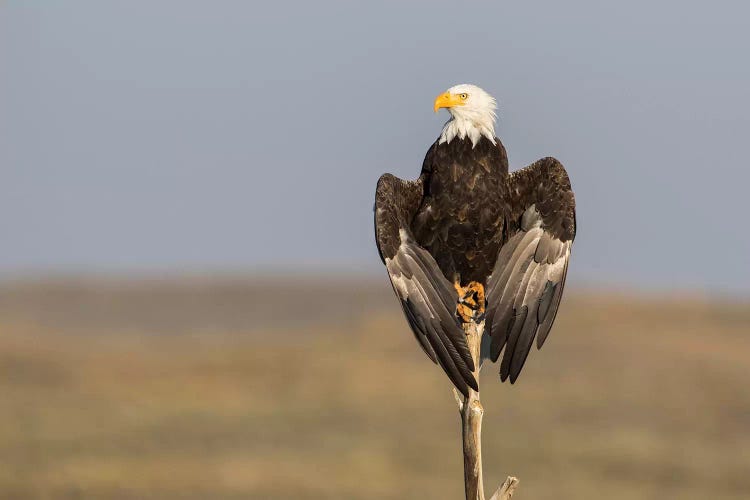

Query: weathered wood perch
left=453, top=321, right=519, bottom=500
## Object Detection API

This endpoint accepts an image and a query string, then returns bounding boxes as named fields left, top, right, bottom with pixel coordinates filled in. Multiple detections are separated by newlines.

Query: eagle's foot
left=454, top=281, right=486, bottom=324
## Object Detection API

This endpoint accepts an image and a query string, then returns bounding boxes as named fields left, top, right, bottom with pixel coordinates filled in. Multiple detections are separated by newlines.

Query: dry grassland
left=0, top=278, right=748, bottom=499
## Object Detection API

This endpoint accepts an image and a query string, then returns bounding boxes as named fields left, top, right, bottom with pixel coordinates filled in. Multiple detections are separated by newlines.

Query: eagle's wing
left=485, top=157, right=576, bottom=383
left=375, top=173, right=478, bottom=396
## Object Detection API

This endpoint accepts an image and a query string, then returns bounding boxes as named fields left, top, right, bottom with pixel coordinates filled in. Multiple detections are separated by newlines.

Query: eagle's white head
left=434, top=84, right=497, bottom=147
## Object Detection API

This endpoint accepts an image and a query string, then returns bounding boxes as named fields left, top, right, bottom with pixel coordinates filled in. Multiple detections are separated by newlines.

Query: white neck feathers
left=439, top=116, right=496, bottom=147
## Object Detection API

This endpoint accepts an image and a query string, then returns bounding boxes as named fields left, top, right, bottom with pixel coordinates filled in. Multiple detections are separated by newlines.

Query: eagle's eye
left=459, top=93, right=469, bottom=100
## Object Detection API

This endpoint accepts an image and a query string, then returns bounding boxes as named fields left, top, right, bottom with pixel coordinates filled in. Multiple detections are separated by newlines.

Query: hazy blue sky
left=2, top=1, right=749, bottom=292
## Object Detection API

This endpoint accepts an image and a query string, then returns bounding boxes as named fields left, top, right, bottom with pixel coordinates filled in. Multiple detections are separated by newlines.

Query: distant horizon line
left=1, top=267, right=747, bottom=301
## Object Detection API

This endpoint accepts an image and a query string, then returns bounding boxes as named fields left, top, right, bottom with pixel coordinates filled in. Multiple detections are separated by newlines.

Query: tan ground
left=0, top=278, right=748, bottom=499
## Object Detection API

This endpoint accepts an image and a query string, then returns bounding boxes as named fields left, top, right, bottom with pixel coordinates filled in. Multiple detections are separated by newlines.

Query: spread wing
left=375, top=173, right=478, bottom=396
left=485, top=157, right=576, bottom=383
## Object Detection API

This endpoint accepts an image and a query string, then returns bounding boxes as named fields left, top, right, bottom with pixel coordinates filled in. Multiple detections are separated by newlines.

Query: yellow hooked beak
left=433, top=92, right=465, bottom=113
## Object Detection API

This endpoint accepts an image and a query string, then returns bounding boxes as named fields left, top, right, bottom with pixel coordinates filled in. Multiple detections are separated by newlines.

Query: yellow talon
left=454, top=280, right=486, bottom=323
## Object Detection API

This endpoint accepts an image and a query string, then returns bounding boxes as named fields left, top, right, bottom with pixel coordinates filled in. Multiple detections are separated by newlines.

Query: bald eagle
left=374, top=84, right=576, bottom=397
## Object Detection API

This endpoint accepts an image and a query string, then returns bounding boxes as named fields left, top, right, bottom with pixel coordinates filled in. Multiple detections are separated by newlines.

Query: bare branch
left=459, top=321, right=484, bottom=500
left=459, top=321, right=519, bottom=500
left=489, top=477, right=519, bottom=500
left=452, top=387, right=465, bottom=411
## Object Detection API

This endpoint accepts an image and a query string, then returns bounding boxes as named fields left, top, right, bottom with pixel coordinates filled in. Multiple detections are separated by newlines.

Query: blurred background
left=1, top=1, right=749, bottom=498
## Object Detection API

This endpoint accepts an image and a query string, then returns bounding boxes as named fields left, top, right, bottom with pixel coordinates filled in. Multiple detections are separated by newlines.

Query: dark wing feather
left=485, top=157, right=576, bottom=383
left=375, top=173, right=478, bottom=396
